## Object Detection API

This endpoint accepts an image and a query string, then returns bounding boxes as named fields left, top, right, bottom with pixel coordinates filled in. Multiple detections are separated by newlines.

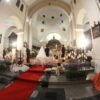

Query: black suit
left=26, top=48, right=30, bottom=63
left=61, top=46, right=65, bottom=57
left=45, top=47, right=50, bottom=57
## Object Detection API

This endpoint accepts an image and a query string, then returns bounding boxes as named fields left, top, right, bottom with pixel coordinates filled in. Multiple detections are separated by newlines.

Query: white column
left=17, top=32, right=24, bottom=50
left=29, top=19, right=32, bottom=50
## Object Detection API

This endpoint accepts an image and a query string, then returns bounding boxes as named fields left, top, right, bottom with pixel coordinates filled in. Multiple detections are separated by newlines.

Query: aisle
left=0, top=65, right=45, bottom=100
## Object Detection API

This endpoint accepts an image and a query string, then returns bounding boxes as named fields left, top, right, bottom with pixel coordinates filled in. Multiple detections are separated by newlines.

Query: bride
left=33, top=46, right=48, bottom=65
left=32, top=46, right=59, bottom=65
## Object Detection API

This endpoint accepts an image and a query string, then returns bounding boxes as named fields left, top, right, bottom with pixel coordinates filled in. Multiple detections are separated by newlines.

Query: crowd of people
left=44, top=45, right=92, bottom=64
left=2, top=46, right=30, bottom=64
left=1, top=44, right=93, bottom=73
left=1, top=46, right=30, bottom=73
left=2, top=44, right=92, bottom=65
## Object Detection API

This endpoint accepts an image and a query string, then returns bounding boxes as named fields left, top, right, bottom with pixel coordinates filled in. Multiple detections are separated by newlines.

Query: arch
left=83, top=16, right=90, bottom=31
left=83, top=16, right=92, bottom=50
left=4, top=16, right=23, bottom=37
left=3, top=16, right=23, bottom=49
left=76, top=9, right=87, bottom=49
left=35, top=5, right=69, bottom=19
left=5, top=26, right=18, bottom=37
left=3, top=26, right=18, bottom=48
left=76, top=8, right=87, bottom=25
left=28, top=0, right=71, bottom=17
left=31, top=5, right=70, bottom=46
left=9, top=16, right=23, bottom=30
left=28, top=0, right=72, bottom=49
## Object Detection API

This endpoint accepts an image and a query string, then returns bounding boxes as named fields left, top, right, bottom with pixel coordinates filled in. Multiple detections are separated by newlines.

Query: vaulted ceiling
left=24, top=0, right=72, bottom=6
left=24, top=0, right=73, bottom=46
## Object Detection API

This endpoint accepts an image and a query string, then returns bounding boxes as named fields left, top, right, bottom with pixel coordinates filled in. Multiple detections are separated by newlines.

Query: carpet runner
left=17, top=72, right=44, bottom=82
left=0, top=65, right=45, bottom=100
left=29, top=66, right=45, bottom=72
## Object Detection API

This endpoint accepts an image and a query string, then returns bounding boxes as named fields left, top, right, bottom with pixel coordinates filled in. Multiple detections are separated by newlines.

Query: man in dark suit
left=45, top=45, right=50, bottom=57
left=26, top=47, right=30, bottom=63
left=61, top=45, right=65, bottom=58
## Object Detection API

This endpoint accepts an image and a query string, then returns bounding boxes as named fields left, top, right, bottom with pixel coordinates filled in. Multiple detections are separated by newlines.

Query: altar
left=46, top=36, right=61, bottom=50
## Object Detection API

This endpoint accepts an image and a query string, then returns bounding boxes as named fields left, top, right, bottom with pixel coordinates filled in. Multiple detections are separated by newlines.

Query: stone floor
left=0, top=68, right=100, bottom=100
left=48, top=74, right=91, bottom=85
left=30, top=87, right=66, bottom=100
left=48, top=75, right=100, bottom=100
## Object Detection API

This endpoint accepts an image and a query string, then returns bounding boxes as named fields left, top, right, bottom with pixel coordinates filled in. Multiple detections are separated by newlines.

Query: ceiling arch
left=1, top=16, right=23, bottom=38
left=6, top=26, right=17, bottom=37
left=9, top=16, right=23, bottom=30
left=76, top=8, right=87, bottom=25
left=31, top=5, right=71, bottom=46
left=28, top=0, right=71, bottom=18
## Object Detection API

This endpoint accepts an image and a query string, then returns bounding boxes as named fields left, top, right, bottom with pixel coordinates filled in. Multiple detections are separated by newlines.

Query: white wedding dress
left=35, top=46, right=47, bottom=65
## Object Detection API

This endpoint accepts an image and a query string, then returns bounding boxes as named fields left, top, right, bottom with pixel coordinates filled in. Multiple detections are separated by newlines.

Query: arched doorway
left=3, top=16, right=23, bottom=50
left=8, top=32, right=17, bottom=49
left=76, top=9, right=87, bottom=49
left=83, top=16, right=92, bottom=50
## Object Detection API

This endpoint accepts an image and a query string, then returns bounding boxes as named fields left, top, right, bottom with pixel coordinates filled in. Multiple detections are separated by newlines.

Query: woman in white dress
left=35, top=46, right=47, bottom=65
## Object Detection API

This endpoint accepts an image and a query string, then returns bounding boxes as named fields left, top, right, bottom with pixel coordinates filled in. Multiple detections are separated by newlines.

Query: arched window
left=20, top=4, right=24, bottom=12
left=16, top=0, right=20, bottom=7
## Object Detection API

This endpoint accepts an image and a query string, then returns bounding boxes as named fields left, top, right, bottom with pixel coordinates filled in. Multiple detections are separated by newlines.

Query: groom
left=45, top=45, right=50, bottom=57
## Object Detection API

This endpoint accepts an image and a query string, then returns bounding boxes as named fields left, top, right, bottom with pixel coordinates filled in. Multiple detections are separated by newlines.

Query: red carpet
left=91, top=73, right=100, bottom=91
left=0, top=80, right=38, bottom=100
left=0, top=65, right=45, bottom=100
left=29, top=66, right=45, bottom=72
left=18, top=72, right=44, bottom=82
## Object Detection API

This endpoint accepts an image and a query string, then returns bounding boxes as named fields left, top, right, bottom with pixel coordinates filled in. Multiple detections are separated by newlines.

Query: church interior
left=0, top=0, right=100, bottom=100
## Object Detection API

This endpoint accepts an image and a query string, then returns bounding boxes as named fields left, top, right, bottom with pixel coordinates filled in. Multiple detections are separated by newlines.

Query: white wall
left=72, top=0, right=100, bottom=66
left=29, top=5, right=72, bottom=48
left=0, top=0, right=27, bottom=54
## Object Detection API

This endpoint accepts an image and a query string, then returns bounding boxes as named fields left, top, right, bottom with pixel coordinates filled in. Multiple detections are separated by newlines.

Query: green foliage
left=65, top=70, right=86, bottom=80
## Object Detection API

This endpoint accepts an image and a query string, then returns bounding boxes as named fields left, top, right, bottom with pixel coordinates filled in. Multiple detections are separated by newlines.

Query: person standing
left=45, top=45, right=50, bottom=57
left=3, top=48, right=6, bottom=59
left=61, top=45, right=65, bottom=58
left=26, top=47, right=30, bottom=63
left=23, top=46, right=26, bottom=63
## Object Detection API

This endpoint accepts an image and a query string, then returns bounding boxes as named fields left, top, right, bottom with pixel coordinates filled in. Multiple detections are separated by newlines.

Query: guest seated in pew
left=10, top=61, right=29, bottom=72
